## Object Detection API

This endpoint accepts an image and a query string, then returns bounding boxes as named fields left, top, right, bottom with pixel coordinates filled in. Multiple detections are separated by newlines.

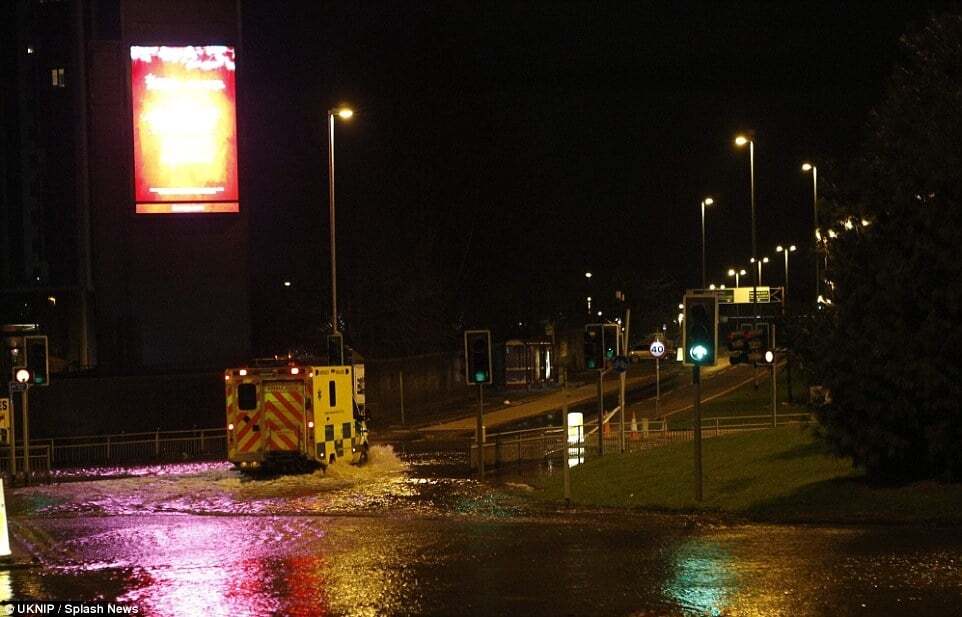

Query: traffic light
left=683, top=294, right=718, bottom=366
left=745, top=326, right=770, bottom=364
left=327, top=334, right=344, bottom=365
left=24, top=335, right=49, bottom=386
left=584, top=324, right=604, bottom=370
left=464, top=330, right=492, bottom=385
left=602, top=324, right=619, bottom=361
left=727, top=330, right=747, bottom=365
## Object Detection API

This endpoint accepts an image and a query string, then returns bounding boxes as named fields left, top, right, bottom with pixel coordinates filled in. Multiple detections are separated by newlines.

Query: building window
left=51, top=68, right=65, bottom=88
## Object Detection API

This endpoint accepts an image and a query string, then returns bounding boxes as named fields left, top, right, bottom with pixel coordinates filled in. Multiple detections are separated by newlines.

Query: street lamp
left=802, top=162, right=819, bottom=304
left=750, top=256, right=770, bottom=286
left=700, top=196, right=715, bottom=288
left=727, top=268, right=746, bottom=287
left=775, top=244, right=797, bottom=307
left=735, top=134, right=757, bottom=315
left=327, top=105, right=354, bottom=337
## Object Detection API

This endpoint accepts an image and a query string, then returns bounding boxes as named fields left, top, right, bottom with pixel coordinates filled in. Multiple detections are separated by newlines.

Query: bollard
left=155, top=430, right=160, bottom=457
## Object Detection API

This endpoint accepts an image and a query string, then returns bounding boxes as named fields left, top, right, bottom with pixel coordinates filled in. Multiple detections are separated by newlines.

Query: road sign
left=611, top=355, right=629, bottom=373
left=649, top=340, right=667, bottom=359
left=8, top=382, right=25, bottom=393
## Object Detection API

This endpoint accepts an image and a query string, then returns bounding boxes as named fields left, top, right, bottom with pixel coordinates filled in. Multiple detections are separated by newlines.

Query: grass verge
left=536, top=427, right=962, bottom=524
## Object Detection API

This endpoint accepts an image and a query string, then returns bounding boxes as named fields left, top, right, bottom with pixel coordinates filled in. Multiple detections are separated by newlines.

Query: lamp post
left=327, top=106, right=354, bottom=337
left=735, top=134, right=757, bottom=316
left=700, top=197, right=714, bottom=288
left=802, top=163, right=818, bottom=304
left=750, top=256, right=770, bottom=286
left=775, top=244, right=797, bottom=307
left=727, top=268, right=746, bottom=287
left=584, top=272, right=593, bottom=315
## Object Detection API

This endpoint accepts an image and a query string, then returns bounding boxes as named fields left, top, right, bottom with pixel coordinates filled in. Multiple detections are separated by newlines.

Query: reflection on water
left=0, top=570, right=11, bottom=603
left=665, top=538, right=733, bottom=616
left=6, top=451, right=962, bottom=616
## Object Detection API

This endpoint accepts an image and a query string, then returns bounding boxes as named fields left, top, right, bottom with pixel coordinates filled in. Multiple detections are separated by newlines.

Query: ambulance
left=224, top=358, right=369, bottom=472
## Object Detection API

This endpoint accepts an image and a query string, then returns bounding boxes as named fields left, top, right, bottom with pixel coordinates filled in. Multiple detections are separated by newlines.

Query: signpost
left=649, top=339, right=666, bottom=418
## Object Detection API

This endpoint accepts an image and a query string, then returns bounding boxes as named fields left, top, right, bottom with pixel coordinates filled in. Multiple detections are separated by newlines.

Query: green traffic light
left=689, top=344, right=709, bottom=363
left=474, top=370, right=488, bottom=382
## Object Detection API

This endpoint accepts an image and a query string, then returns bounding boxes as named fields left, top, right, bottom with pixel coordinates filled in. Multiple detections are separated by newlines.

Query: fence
left=470, top=413, right=814, bottom=469
left=25, top=428, right=227, bottom=469
left=0, top=445, right=52, bottom=477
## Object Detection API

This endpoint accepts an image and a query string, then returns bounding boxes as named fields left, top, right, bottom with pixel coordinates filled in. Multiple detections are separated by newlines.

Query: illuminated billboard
left=130, top=45, right=239, bottom=214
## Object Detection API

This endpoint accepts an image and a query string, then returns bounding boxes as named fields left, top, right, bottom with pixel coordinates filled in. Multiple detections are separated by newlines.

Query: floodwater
left=4, top=447, right=962, bottom=616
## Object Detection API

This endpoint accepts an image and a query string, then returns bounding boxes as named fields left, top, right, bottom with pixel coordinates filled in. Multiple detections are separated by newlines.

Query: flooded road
left=4, top=447, right=962, bottom=616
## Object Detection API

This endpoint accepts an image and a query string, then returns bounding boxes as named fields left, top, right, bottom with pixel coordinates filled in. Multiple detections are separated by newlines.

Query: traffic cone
left=630, top=412, right=639, bottom=441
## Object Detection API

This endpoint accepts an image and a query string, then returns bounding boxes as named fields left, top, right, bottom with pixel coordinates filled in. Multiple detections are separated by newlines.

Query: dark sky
left=238, top=1, right=950, bottom=352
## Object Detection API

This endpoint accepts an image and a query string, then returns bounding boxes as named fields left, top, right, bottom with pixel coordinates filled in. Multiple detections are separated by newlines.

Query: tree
left=803, top=13, right=962, bottom=481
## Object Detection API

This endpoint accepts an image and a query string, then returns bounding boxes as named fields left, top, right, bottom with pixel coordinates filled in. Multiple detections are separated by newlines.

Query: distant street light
left=775, top=244, right=797, bottom=307
left=328, top=105, right=354, bottom=338
left=802, top=163, right=819, bottom=304
left=727, top=268, right=747, bottom=287
left=750, top=256, right=770, bottom=286
left=700, top=196, right=715, bottom=288
left=584, top=272, right=592, bottom=279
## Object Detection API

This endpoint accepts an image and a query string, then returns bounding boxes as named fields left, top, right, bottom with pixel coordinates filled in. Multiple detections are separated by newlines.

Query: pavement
left=418, top=361, right=755, bottom=434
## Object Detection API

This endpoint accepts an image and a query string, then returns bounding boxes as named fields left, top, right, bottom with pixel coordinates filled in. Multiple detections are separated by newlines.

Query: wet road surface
left=4, top=448, right=962, bottom=616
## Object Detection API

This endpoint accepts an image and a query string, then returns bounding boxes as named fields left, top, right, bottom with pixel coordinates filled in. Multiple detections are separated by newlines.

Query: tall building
left=1, top=0, right=251, bottom=374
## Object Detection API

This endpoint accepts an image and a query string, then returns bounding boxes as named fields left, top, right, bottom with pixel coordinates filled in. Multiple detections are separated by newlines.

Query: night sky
left=239, top=1, right=949, bottom=354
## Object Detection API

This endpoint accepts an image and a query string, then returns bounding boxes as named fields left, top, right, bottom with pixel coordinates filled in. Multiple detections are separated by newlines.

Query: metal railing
left=28, top=428, right=227, bottom=469
left=471, top=413, right=814, bottom=469
left=0, top=445, right=52, bottom=477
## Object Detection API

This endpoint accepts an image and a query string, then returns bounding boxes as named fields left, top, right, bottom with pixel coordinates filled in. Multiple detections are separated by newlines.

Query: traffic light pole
left=597, top=370, right=605, bottom=457
left=619, top=308, right=630, bottom=454
left=476, top=384, right=485, bottom=480
left=8, top=390, right=15, bottom=479
left=771, top=360, right=777, bottom=428
left=693, top=366, right=703, bottom=502
left=21, top=387, right=29, bottom=479
left=562, top=368, right=570, bottom=506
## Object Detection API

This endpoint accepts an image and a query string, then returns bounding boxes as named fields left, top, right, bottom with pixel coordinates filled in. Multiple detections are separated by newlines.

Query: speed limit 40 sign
left=649, top=340, right=667, bottom=359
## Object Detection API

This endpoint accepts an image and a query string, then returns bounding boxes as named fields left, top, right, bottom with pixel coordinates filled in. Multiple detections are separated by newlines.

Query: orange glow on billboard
left=130, top=46, right=239, bottom=214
